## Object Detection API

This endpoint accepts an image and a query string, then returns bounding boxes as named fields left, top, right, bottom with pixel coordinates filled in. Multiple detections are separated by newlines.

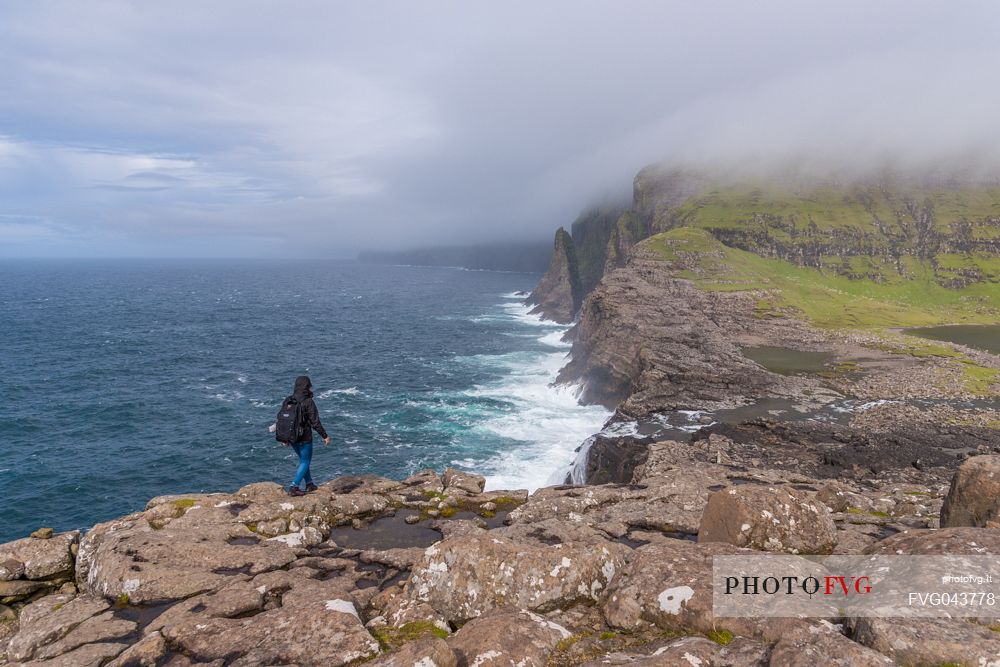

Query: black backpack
left=274, top=396, right=305, bottom=443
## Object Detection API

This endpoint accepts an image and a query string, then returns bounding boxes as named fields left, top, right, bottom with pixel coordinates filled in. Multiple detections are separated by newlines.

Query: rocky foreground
left=3, top=444, right=1000, bottom=666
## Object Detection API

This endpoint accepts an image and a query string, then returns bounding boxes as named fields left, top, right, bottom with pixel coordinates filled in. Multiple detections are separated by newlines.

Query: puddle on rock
left=741, top=345, right=834, bottom=376
left=328, top=510, right=442, bottom=550
left=903, top=324, right=1000, bottom=355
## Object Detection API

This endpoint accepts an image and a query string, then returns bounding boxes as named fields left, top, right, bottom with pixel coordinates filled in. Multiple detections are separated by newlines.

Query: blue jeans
left=291, top=442, right=313, bottom=488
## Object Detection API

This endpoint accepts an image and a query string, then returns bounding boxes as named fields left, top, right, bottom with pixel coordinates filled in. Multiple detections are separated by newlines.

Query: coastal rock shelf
left=4, top=451, right=1000, bottom=665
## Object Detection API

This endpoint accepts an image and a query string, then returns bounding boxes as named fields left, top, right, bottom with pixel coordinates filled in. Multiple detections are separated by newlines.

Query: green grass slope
left=660, top=182, right=1000, bottom=291
left=642, top=227, right=1000, bottom=329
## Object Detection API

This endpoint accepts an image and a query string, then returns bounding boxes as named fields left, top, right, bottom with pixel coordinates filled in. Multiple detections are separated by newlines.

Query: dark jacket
left=291, top=376, right=328, bottom=444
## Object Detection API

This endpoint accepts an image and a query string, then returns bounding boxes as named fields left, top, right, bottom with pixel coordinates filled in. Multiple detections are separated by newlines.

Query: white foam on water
left=856, top=399, right=899, bottom=411
left=500, top=300, right=565, bottom=328
left=467, top=301, right=611, bottom=492
left=830, top=398, right=899, bottom=414
left=568, top=435, right=597, bottom=485
left=317, top=387, right=363, bottom=399
left=601, top=420, right=640, bottom=437
left=538, top=330, right=571, bottom=348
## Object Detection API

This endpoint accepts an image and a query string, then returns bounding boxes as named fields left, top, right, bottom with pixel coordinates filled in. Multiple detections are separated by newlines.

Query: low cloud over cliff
left=1, top=1, right=999, bottom=256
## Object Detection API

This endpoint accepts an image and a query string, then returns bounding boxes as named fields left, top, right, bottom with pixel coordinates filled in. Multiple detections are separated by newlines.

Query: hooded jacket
left=289, top=375, right=328, bottom=444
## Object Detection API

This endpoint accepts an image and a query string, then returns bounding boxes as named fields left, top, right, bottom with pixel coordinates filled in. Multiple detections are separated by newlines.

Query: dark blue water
left=0, top=260, right=608, bottom=543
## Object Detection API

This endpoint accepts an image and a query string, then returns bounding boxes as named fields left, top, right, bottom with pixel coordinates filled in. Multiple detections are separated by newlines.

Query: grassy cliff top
left=671, top=182, right=1000, bottom=236
left=642, top=227, right=1000, bottom=328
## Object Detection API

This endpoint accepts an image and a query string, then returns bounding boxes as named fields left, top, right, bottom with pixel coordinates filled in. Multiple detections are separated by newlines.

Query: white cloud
left=0, top=1, right=998, bottom=256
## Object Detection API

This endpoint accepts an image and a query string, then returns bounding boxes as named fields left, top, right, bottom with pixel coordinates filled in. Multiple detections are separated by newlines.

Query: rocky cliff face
left=568, top=205, right=625, bottom=296
left=526, top=227, right=580, bottom=323
left=538, top=167, right=1000, bottom=327
left=556, top=242, right=814, bottom=415
left=527, top=169, right=711, bottom=323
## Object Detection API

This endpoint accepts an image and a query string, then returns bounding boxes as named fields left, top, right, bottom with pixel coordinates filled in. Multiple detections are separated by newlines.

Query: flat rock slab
left=160, top=586, right=380, bottom=666
left=448, top=608, right=570, bottom=667
left=851, top=617, right=1000, bottom=666
left=391, top=528, right=628, bottom=624
left=769, top=623, right=894, bottom=666
left=698, top=485, right=837, bottom=554
left=600, top=540, right=808, bottom=641
left=368, top=637, right=457, bottom=667
left=577, top=636, right=769, bottom=666
left=507, top=464, right=728, bottom=536
left=6, top=594, right=112, bottom=663
left=864, top=526, right=1000, bottom=555
left=19, top=641, right=127, bottom=667
left=0, top=531, right=79, bottom=581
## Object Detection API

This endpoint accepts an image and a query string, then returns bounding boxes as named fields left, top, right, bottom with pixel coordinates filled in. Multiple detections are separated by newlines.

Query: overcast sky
left=2, top=1, right=999, bottom=257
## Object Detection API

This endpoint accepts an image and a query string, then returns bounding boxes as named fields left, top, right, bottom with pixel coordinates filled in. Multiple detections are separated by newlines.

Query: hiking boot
left=305, top=483, right=319, bottom=493
left=287, top=486, right=306, bottom=497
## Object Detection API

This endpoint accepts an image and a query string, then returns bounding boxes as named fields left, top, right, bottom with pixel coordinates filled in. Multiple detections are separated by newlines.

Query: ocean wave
left=601, top=421, right=640, bottom=437
left=499, top=301, right=564, bottom=328
left=317, top=387, right=363, bottom=398
left=460, top=345, right=610, bottom=492
left=537, top=330, right=570, bottom=348
left=211, top=390, right=244, bottom=402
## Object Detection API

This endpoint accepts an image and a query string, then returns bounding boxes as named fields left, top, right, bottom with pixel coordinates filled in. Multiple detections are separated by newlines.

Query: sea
left=0, top=260, right=610, bottom=543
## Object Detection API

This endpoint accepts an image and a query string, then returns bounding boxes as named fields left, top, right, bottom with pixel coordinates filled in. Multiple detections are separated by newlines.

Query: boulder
left=600, top=540, right=803, bottom=641
left=507, top=463, right=728, bottom=537
left=145, top=578, right=267, bottom=634
left=602, top=540, right=729, bottom=635
left=1, top=558, right=25, bottom=582
left=389, top=529, right=628, bottom=624
left=1, top=579, right=51, bottom=604
left=864, top=527, right=1000, bottom=555
left=940, top=454, right=1000, bottom=527
left=698, top=486, right=837, bottom=554
left=5, top=594, right=111, bottom=662
left=851, top=617, right=1000, bottom=666
left=577, top=636, right=769, bottom=666
left=233, top=481, right=286, bottom=502
left=19, top=641, right=128, bottom=667
left=369, top=637, right=456, bottom=667
left=401, top=469, right=445, bottom=496
left=447, top=608, right=571, bottom=667
left=159, top=574, right=380, bottom=666
left=768, top=622, right=894, bottom=666
left=76, top=506, right=298, bottom=603
left=104, top=631, right=169, bottom=667
left=0, top=531, right=79, bottom=581
left=31, top=610, right=135, bottom=661
left=442, top=468, right=486, bottom=495
left=360, top=547, right=427, bottom=570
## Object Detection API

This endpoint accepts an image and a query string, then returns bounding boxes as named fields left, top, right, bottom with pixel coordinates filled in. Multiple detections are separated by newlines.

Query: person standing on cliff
left=275, top=375, right=330, bottom=496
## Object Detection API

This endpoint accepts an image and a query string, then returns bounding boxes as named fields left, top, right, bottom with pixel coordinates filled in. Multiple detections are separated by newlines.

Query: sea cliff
left=4, top=166, right=1000, bottom=666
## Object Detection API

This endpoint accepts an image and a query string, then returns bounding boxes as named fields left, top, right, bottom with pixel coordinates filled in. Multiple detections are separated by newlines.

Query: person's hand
left=323, top=436, right=331, bottom=446
left=280, top=441, right=289, bottom=447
